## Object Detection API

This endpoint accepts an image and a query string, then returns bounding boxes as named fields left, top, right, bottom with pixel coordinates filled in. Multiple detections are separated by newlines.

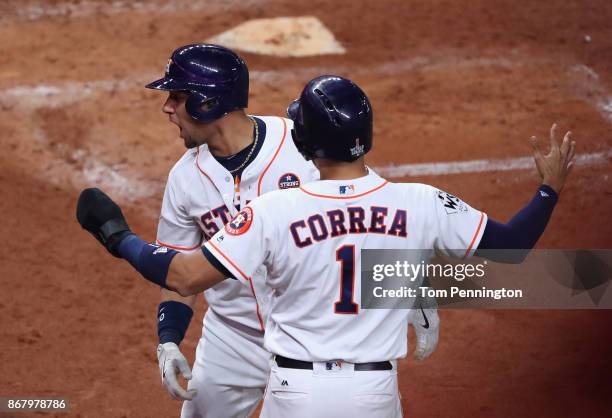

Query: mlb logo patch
left=278, top=173, right=300, bottom=189
left=325, top=361, right=343, bottom=371
left=339, top=185, right=355, bottom=195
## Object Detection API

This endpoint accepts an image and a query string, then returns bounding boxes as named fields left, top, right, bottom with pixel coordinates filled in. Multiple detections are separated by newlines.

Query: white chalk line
left=2, top=3, right=610, bottom=122
left=31, top=142, right=162, bottom=203
left=373, top=150, right=611, bottom=178
left=0, top=78, right=141, bottom=108
left=568, top=64, right=612, bottom=124
left=0, top=55, right=588, bottom=106
left=56, top=149, right=611, bottom=206
left=1, top=56, right=610, bottom=114
left=26, top=121, right=162, bottom=204
left=81, top=160, right=162, bottom=203
left=2, top=55, right=610, bottom=199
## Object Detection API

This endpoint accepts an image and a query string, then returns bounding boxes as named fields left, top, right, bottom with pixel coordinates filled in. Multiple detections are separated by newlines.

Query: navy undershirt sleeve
left=476, top=184, right=558, bottom=253
left=117, top=234, right=179, bottom=288
left=201, top=245, right=237, bottom=280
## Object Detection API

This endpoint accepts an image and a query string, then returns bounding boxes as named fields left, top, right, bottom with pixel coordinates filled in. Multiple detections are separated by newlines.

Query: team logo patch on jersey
left=339, top=184, right=355, bottom=195
left=225, top=207, right=254, bottom=235
left=437, top=191, right=468, bottom=214
left=278, top=173, right=301, bottom=189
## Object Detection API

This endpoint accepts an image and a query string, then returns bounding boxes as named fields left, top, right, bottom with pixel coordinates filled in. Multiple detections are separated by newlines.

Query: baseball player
left=142, top=45, right=438, bottom=417
left=77, top=75, right=574, bottom=417
left=146, top=43, right=317, bottom=417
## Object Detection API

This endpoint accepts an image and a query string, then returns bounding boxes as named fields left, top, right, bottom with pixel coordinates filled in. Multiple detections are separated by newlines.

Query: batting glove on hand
left=76, top=188, right=132, bottom=257
left=410, top=307, right=440, bottom=361
left=157, top=342, right=197, bottom=401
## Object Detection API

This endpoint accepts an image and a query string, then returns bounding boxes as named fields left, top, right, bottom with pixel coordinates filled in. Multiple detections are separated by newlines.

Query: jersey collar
left=299, top=168, right=388, bottom=199
left=195, top=116, right=287, bottom=183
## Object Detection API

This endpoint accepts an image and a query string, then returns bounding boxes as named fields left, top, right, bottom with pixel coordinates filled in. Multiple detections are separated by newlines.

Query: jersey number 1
left=334, top=245, right=359, bottom=314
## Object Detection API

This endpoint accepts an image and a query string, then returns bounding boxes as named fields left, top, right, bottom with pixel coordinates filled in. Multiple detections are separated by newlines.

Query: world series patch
left=278, top=173, right=300, bottom=189
left=225, top=207, right=254, bottom=235
left=437, top=191, right=467, bottom=214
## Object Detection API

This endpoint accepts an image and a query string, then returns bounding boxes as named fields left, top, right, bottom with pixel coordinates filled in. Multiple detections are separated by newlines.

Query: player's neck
left=205, top=112, right=255, bottom=157
left=315, top=159, right=368, bottom=180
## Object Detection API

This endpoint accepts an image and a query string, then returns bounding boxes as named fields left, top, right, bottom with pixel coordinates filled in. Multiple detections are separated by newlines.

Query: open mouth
left=168, top=118, right=182, bottom=133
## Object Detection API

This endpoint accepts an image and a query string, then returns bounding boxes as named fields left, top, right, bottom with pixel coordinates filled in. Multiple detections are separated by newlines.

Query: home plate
left=207, top=16, right=345, bottom=57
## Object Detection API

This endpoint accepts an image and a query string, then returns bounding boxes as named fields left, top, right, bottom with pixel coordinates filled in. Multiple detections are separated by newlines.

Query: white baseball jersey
left=205, top=169, right=487, bottom=362
left=157, top=116, right=318, bottom=331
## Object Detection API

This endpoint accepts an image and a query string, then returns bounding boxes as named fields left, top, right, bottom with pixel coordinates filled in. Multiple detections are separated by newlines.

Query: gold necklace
left=229, top=116, right=259, bottom=175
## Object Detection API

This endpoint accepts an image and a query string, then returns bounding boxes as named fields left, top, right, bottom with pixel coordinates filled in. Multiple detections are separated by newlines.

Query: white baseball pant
left=180, top=309, right=271, bottom=418
left=261, top=359, right=402, bottom=418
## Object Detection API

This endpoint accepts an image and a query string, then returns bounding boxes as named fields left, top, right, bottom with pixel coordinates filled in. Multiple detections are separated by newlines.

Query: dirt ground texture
left=1, top=0, right=611, bottom=417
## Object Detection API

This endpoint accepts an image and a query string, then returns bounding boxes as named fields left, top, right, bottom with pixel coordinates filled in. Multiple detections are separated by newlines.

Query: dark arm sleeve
left=475, top=185, right=558, bottom=261
left=201, top=245, right=237, bottom=279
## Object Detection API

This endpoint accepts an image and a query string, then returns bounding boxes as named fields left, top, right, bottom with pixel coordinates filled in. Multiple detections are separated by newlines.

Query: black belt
left=275, top=355, right=392, bottom=371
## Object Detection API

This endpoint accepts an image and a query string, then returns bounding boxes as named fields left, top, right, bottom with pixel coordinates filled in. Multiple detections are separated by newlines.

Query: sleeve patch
left=225, top=206, right=254, bottom=236
left=437, top=191, right=468, bottom=215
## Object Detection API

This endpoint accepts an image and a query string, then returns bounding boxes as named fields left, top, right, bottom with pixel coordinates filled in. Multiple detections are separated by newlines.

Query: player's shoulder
left=390, top=182, right=476, bottom=214
left=252, top=115, right=294, bottom=147
left=388, top=181, right=439, bottom=195
left=249, top=186, right=302, bottom=212
left=384, top=182, right=442, bottom=205
left=253, top=115, right=318, bottom=180
left=169, top=148, right=197, bottom=171
left=166, top=148, right=199, bottom=185
left=255, top=185, right=302, bottom=202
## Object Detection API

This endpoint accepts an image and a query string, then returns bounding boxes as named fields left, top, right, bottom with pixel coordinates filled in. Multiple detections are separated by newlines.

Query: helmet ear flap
left=291, top=128, right=314, bottom=161
left=287, top=99, right=301, bottom=120
left=185, top=91, right=223, bottom=122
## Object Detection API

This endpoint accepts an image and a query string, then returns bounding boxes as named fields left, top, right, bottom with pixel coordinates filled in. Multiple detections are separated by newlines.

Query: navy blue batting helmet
left=287, top=75, right=372, bottom=162
left=146, top=44, right=249, bottom=123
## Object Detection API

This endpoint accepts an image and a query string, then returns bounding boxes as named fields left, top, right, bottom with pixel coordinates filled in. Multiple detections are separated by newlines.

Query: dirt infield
left=1, top=0, right=611, bottom=417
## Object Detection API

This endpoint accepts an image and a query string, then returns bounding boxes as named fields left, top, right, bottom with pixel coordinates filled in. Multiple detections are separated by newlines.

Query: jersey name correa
left=205, top=169, right=487, bottom=362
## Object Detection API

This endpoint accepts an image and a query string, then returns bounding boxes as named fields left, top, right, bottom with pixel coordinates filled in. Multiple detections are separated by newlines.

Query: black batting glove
left=76, top=188, right=132, bottom=257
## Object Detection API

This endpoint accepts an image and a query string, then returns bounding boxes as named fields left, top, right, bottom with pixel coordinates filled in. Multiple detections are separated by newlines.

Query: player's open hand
left=76, top=188, right=132, bottom=257
left=157, top=343, right=198, bottom=401
left=529, top=123, right=576, bottom=194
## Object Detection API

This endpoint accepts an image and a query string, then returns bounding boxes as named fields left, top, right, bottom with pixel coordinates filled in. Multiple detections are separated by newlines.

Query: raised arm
left=476, top=124, right=576, bottom=258
left=76, top=188, right=226, bottom=296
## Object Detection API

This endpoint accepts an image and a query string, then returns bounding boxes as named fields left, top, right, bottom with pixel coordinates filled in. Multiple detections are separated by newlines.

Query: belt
left=275, top=355, right=392, bottom=371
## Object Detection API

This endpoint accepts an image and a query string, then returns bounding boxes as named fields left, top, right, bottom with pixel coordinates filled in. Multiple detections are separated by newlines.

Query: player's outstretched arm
left=76, top=188, right=225, bottom=296
left=166, top=248, right=224, bottom=295
left=476, top=124, right=576, bottom=259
